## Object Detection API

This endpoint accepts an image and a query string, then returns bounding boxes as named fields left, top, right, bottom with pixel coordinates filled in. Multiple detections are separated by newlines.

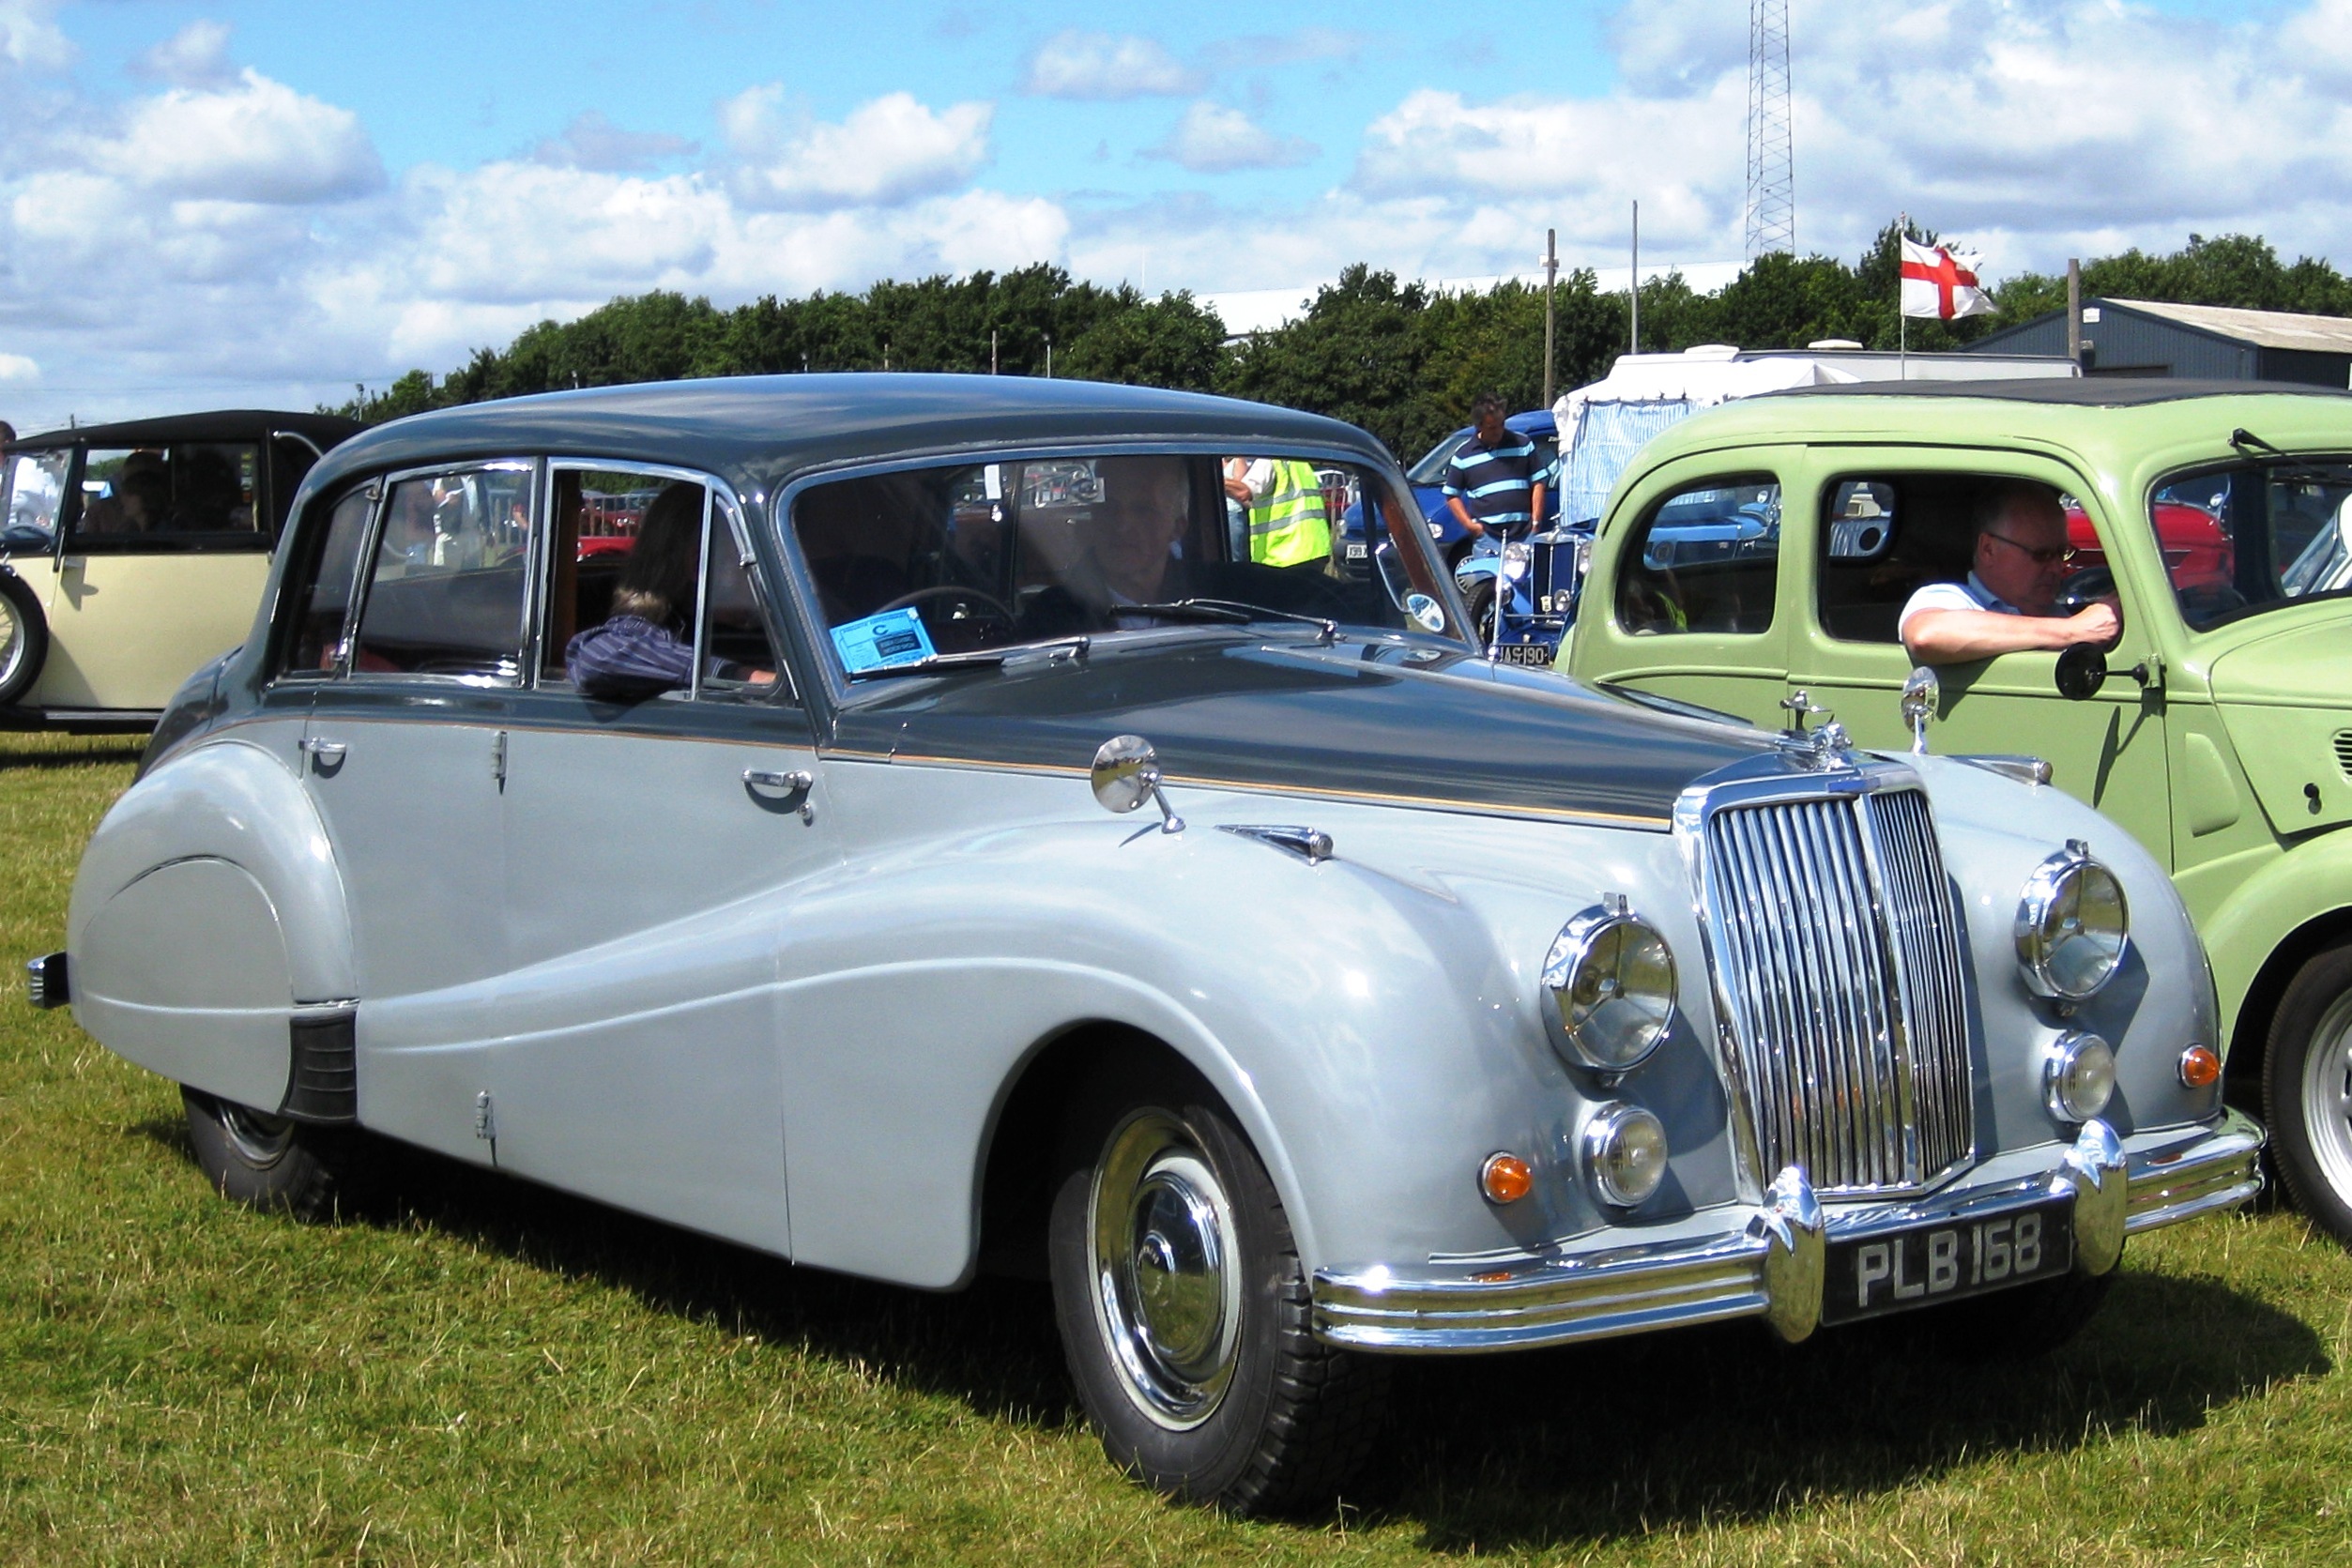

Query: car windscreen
left=2154, top=460, right=2352, bottom=631
left=788, top=450, right=1467, bottom=677
left=2, top=449, right=70, bottom=551
left=1406, top=432, right=1471, bottom=487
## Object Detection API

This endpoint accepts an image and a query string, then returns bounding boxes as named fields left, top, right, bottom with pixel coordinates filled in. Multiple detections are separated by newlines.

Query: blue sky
left=3, top=0, right=2345, bottom=428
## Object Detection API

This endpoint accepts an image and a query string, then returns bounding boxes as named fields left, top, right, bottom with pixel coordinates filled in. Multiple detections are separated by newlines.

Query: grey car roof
left=1759, top=376, right=2352, bottom=407
left=301, top=374, right=1391, bottom=499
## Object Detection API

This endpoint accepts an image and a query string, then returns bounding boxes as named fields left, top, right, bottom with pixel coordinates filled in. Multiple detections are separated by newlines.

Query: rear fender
left=68, top=738, right=353, bottom=1109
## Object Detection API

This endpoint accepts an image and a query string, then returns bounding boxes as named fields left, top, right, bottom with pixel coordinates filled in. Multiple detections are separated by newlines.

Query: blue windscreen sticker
left=831, top=607, right=937, bottom=672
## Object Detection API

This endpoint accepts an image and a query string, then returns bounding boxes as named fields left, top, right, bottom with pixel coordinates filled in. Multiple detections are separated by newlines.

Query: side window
left=2, top=449, right=70, bottom=548
left=278, top=486, right=377, bottom=677
left=542, top=466, right=785, bottom=703
left=1814, top=473, right=2080, bottom=644
left=349, top=464, right=535, bottom=679
left=1615, top=477, right=1780, bottom=635
left=71, top=444, right=265, bottom=550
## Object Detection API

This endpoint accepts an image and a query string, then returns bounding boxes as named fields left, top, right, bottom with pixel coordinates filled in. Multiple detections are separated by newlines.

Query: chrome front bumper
left=1312, top=1111, right=2264, bottom=1354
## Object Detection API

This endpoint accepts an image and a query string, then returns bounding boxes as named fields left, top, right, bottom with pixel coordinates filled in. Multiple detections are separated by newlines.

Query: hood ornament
left=1778, top=690, right=1853, bottom=768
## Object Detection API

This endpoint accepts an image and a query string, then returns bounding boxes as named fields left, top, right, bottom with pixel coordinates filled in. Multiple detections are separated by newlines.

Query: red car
left=2066, top=498, right=2233, bottom=596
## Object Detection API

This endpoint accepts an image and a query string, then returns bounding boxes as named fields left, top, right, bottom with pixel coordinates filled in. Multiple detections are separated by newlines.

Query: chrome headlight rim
left=1582, top=1102, right=1670, bottom=1209
left=2043, top=1029, right=2117, bottom=1125
left=2014, top=841, right=2131, bottom=1001
left=1542, top=905, right=1679, bottom=1073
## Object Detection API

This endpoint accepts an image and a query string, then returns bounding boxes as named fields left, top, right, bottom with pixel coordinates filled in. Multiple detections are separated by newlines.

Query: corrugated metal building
left=1965, top=297, right=2352, bottom=386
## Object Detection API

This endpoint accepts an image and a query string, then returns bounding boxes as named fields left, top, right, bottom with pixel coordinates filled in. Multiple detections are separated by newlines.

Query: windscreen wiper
left=845, top=636, right=1088, bottom=680
left=1121, top=599, right=1337, bottom=643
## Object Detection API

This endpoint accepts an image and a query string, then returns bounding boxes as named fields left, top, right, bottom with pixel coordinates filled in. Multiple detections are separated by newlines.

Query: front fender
left=2199, top=826, right=2352, bottom=1057
left=68, top=738, right=354, bottom=1109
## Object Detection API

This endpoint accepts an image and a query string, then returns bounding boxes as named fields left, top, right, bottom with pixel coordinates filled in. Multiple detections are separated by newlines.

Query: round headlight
left=2015, top=842, right=2130, bottom=1000
left=2044, top=1030, right=2116, bottom=1124
left=1582, top=1103, right=1670, bottom=1208
left=1542, top=906, right=1678, bottom=1072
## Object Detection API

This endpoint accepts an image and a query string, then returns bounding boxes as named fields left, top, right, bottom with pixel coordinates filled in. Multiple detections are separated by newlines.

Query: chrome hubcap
left=1089, top=1111, right=1242, bottom=1429
left=2299, top=991, right=2352, bottom=1207
left=0, top=599, right=23, bottom=684
left=219, top=1100, right=297, bottom=1168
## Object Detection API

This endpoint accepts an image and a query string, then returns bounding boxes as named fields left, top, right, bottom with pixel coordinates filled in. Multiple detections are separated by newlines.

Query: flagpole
left=1897, top=212, right=1909, bottom=380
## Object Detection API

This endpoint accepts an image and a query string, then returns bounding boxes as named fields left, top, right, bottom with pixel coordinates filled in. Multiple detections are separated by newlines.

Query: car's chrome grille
left=1699, top=787, right=1974, bottom=1195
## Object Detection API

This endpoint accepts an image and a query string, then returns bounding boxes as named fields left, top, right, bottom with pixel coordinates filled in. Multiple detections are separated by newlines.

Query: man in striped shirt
left=1443, top=394, right=1553, bottom=541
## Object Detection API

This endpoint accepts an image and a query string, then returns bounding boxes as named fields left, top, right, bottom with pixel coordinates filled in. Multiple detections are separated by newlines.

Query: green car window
left=2156, top=462, right=2352, bottom=631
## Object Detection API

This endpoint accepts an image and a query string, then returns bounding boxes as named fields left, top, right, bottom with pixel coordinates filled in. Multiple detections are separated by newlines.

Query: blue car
left=1336, top=409, right=1559, bottom=574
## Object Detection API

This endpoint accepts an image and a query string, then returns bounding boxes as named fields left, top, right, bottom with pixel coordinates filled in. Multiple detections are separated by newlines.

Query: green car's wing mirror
left=2054, top=644, right=2110, bottom=701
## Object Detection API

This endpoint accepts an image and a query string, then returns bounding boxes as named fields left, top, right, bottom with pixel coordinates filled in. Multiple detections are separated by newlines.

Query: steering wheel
left=2058, top=566, right=2116, bottom=613
left=877, top=584, right=1016, bottom=623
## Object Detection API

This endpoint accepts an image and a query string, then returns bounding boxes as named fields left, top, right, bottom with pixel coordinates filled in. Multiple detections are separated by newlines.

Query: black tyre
left=182, top=1087, right=380, bottom=1221
left=0, top=569, right=48, bottom=708
left=1462, top=578, right=1499, bottom=649
left=2263, top=940, right=2352, bottom=1246
left=1046, top=1047, right=1388, bottom=1515
left=1905, top=1271, right=2115, bottom=1361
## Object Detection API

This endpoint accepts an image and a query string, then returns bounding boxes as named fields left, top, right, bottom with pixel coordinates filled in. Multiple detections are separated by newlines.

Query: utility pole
left=1044, top=334, right=1053, bottom=378
left=1541, top=228, right=1559, bottom=408
left=2066, top=259, right=2084, bottom=368
left=991, top=330, right=999, bottom=375
left=1629, top=201, right=1641, bottom=356
left=1745, top=0, right=1795, bottom=259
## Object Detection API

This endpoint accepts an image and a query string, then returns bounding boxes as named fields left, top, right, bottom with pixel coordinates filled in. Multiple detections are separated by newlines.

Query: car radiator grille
left=1699, top=787, right=1975, bottom=1195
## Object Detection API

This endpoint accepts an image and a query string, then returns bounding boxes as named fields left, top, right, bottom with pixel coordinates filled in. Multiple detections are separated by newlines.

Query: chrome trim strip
left=1314, top=1115, right=2260, bottom=1354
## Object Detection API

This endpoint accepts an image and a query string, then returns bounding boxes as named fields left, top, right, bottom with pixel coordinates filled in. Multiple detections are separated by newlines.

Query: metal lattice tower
left=1745, top=0, right=1795, bottom=259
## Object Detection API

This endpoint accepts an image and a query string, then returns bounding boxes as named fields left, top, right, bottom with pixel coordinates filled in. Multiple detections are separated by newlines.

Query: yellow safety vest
left=1246, top=460, right=1332, bottom=567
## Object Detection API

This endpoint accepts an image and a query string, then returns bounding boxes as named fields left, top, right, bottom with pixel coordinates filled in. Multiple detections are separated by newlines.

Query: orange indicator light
left=2178, top=1045, right=2222, bottom=1090
left=1480, top=1152, right=1534, bottom=1205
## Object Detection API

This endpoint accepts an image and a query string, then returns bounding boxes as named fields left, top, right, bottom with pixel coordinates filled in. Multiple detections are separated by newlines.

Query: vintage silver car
left=42, top=376, right=2262, bottom=1513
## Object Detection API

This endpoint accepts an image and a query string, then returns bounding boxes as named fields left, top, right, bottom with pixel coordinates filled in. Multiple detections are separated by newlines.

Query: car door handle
left=300, top=738, right=347, bottom=770
left=743, top=769, right=813, bottom=793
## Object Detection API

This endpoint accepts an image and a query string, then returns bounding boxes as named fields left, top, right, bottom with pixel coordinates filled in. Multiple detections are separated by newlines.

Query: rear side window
left=72, top=444, right=266, bottom=550
left=349, top=464, right=535, bottom=680
left=1615, top=478, right=1780, bottom=635
left=278, top=486, right=377, bottom=677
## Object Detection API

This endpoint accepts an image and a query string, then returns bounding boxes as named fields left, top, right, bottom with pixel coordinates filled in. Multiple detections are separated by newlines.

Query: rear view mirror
left=2054, top=644, right=2109, bottom=701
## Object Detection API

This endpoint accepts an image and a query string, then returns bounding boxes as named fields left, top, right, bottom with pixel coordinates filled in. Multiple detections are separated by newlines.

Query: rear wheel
left=183, top=1087, right=380, bottom=1221
left=2264, top=941, right=2352, bottom=1246
left=0, top=570, right=48, bottom=708
left=1046, top=1048, right=1387, bottom=1514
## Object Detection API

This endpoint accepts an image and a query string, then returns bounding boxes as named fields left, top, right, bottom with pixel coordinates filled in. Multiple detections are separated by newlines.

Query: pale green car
left=1565, top=379, right=2352, bottom=1240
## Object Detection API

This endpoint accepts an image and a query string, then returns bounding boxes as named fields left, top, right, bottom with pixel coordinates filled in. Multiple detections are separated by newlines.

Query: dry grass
left=5, top=728, right=2351, bottom=1564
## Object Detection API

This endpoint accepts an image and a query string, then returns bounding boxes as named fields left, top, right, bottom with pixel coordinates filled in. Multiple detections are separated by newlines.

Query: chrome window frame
left=338, top=457, right=542, bottom=690
left=768, top=438, right=1467, bottom=710
left=272, top=475, right=387, bottom=683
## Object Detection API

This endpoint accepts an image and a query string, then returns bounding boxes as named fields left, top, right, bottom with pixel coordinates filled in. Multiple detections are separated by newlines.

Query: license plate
left=1345, top=542, right=1367, bottom=560
left=1820, top=1198, right=2074, bottom=1325
left=1491, top=643, right=1556, bottom=668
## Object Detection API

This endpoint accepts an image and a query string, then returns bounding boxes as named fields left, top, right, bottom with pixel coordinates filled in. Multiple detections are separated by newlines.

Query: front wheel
left=1046, top=1048, right=1387, bottom=1515
left=0, top=570, right=48, bottom=708
left=183, top=1087, right=380, bottom=1221
left=2264, top=941, right=2352, bottom=1246
left=1461, top=578, right=1499, bottom=649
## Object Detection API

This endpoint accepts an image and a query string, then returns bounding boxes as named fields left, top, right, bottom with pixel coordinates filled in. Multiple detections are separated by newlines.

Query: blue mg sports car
left=41, top=375, right=2260, bottom=1513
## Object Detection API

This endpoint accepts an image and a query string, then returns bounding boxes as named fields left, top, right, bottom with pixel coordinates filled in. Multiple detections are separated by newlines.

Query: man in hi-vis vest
left=1223, top=457, right=1333, bottom=570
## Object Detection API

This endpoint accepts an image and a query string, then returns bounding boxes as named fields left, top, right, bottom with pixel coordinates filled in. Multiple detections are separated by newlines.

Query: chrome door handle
left=743, top=769, right=813, bottom=792
left=300, top=738, right=347, bottom=769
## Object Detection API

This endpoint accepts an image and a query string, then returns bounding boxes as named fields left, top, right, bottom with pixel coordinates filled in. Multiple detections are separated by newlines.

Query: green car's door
left=1568, top=449, right=1799, bottom=729
left=1789, top=450, right=2172, bottom=858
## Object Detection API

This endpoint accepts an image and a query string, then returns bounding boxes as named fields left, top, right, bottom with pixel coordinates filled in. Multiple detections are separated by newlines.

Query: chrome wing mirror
left=1900, top=666, right=1939, bottom=754
left=1091, top=735, right=1184, bottom=834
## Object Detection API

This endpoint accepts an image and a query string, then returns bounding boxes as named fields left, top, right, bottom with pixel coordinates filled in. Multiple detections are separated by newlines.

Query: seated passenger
left=567, top=484, right=768, bottom=699
left=80, top=450, right=170, bottom=536
left=1900, top=480, right=2119, bottom=664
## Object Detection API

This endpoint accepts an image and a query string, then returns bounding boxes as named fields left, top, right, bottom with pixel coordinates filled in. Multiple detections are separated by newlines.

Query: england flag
left=1901, top=236, right=1996, bottom=320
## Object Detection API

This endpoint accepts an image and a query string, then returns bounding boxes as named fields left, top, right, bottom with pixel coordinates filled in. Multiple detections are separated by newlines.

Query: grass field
left=7, top=728, right=2352, bottom=1565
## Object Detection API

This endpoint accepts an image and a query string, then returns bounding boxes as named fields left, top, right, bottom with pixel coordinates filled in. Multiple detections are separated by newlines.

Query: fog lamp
left=2044, top=1031, right=2116, bottom=1125
left=1542, top=906, right=1677, bottom=1072
left=2016, top=842, right=2130, bottom=1000
left=1582, top=1103, right=1669, bottom=1209
left=2178, top=1044, right=2222, bottom=1090
left=1479, top=1152, right=1534, bottom=1206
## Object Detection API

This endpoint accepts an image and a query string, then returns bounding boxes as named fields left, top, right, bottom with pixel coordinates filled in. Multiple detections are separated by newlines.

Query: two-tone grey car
left=43, top=376, right=2262, bottom=1513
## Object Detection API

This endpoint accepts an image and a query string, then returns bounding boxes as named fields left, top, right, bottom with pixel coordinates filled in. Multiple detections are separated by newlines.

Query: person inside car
left=80, top=449, right=171, bottom=535
left=1900, top=480, right=2121, bottom=664
left=567, top=483, right=768, bottom=699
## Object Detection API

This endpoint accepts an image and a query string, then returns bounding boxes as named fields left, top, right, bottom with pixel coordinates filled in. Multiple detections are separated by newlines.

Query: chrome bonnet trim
left=1312, top=1114, right=2260, bottom=1354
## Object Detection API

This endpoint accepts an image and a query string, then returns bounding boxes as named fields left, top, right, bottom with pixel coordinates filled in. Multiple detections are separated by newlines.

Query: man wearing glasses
left=1900, top=480, right=2121, bottom=664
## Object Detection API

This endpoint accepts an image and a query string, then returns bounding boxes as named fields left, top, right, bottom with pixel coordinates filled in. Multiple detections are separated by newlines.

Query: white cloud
left=0, top=0, right=71, bottom=69
left=1201, top=28, right=1366, bottom=71
left=1020, top=30, right=1199, bottom=99
left=723, top=88, right=991, bottom=209
left=1146, top=102, right=1316, bottom=174
left=99, top=69, right=383, bottom=204
left=533, top=110, right=696, bottom=173
left=0, top=353, right=38, bottom=382
left=131, top=19, right=236, bottom=88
